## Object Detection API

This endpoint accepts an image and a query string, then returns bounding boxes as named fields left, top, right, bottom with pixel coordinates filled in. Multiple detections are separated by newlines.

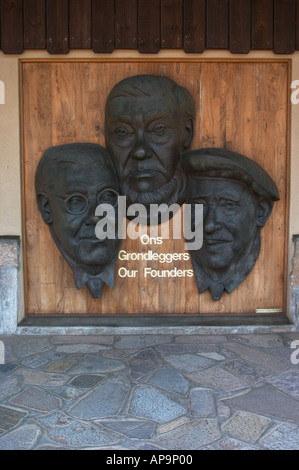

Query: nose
left=84, top=200, right=100, bottom=226
left=131, top=136, right=152, bottom=160
left=204, top=205, right=222, bottom=233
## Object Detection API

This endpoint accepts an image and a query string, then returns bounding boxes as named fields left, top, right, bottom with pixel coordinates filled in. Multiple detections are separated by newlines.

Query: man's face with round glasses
left=48, top=160, right=119, bottom=272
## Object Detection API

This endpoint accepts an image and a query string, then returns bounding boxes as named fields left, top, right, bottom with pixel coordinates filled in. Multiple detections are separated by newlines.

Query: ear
left=183, top=119, right=194, bottom=149
left=256, top=199, right=273, bottom=228
left=37, top=194, right=53, bottom=225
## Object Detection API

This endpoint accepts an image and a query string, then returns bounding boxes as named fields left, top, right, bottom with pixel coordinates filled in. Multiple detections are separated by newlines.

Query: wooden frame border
left=19, top=58, right=291, bottom=320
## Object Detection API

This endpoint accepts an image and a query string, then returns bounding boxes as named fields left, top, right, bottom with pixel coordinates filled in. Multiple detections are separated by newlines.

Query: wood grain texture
left=1, top=0, right=23, bottom=53
left=69, top=0, right=91, bottom=49
left=161, top=0, right=183, bottom=49
left=252, top=0, right=274, bottom=50
left=46, top=0, right=69, bottom=54
left=92, top=0, right=114, bottom=53
left=21, top=60, right=289, bottom=316
left=23, top=0, right=46, bottom=49
left=114, top=0, right=137, bottom=49
left=184, top=0, right=205, bottom=53
left=138, top=0, right=160, bottom=53
left=206, top=0, right=229, bottom=49
left=229, top=0, right=251, bottom=53
left=274, top=0, right=296, bottom=53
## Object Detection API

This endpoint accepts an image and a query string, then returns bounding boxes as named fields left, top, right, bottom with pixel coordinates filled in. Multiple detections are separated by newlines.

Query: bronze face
left=105, top=75, right=194, bottom=210
left=189, top=178, right=261, bottom=274
left=35, top=143, right=121, bottom=298
left=183, top=148, right=279, bottom=301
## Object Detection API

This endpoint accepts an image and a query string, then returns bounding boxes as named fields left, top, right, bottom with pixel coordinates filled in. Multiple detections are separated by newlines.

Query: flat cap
left=182, top=148, right=279, bottom=201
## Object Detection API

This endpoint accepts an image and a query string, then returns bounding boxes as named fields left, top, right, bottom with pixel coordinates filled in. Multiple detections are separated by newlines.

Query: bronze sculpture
left=35, top=143, right=121, bottom=298
left=35, top=75, right=280, bottom=303
left=182, top=148, right=279, bottom=301
left=104, top=74, right=195, bottom=222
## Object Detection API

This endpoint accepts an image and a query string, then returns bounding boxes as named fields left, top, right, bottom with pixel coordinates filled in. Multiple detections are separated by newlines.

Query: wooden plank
left=23, top=0, right=46, bottom=49
left=137, top=0, right=160, bottom=53
left=69, top=0, right=91, bottom=49
left=161, top=0, right=183, bottom=49
left=296, top=0, right=299, bottom=49
left=92, top=0, right=114, bottom=53
left=0, top=0, right=23, bottom=54
left=229, top=0, right=251, bottom=54
left=183, top=0, right=205, bottom=53
left=274, top=0, right=296, bottom=53
left=206, top=0, right=229, bottom=49
left=115, top=0, right=137, bottom=49
left=46, top=0, right=69, bottom=54
left=252, top=0, right=274, bottom=49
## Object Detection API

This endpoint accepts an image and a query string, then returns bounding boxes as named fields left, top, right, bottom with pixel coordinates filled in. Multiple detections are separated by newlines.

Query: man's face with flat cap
left=189, top=177, right=260, bottom=274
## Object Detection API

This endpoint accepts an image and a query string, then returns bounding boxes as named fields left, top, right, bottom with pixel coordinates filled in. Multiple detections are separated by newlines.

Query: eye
left=223, top=201, right=238, bottom=208
left=97, top=190, right=119, bottom=207
left=115, top=128, right=130, bottom=138
left=152, top=124, right=167, bottom=135
left=66, top=195, right=87, bottom=214
left=221, top=201, right=241, bottom=214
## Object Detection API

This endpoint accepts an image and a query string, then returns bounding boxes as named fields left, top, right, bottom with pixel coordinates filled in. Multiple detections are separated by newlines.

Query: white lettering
left=290, top=340, right=299, bottom=365
left=95, top=203, right=116, bottom=239
left=0, top=341, right=4, bottom=365
left=183, top=203, right=203, bottom=251
left=94, top=197, right=203, bottom=246
left=291, top=80, right=299, bottom=104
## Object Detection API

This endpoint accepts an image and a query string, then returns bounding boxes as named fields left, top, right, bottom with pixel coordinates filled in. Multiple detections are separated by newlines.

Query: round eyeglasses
left=53, top=189, right=119, bottom=215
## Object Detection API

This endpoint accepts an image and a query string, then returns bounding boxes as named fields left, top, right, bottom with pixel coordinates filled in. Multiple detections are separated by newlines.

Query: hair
left=105, top=74, right=195, bottom=121
left=35, top=143, right=117, bottom=195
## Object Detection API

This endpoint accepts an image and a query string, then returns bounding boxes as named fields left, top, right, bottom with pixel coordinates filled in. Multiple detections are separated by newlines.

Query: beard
left=121, top=163, right=188, bottom=208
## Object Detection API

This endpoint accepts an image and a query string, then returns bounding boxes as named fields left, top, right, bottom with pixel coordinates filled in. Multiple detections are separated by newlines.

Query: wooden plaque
left=20, top=59, right=290, bottom=318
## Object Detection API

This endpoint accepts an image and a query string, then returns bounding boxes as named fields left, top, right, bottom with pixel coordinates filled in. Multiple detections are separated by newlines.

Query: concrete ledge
left=17, top=315, right=293, bottom=336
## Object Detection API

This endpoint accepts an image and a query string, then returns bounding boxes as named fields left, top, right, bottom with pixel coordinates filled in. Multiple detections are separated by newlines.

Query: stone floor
left=0, top=331, right=299, bottom=450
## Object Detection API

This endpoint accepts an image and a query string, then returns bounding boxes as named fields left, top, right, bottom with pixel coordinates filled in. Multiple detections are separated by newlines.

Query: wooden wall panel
left=23, top=0, right=46, bottom=49
left=46, top=0, right=69, bottom=54
left=274, top=0, right=296, bottom=53
left=21, top=60, right=289, bottom=317
left=92, top=0, right=114, bottom=53
left=229, top=0, right=251, bottom=54
left=69, top=0, right=91, bottom=49
left=137, top=0, right=160, bottom=53
left=184, top=0, right=205, bottom=53
left=252, top=0, right=274, bottom=50
left=114, top=0, right=137, bottom=49
left=1, top=0, right=23, bottom=54
left=206, top=0, right=229, bottom=49
left=0, top=1, right=298, bottom=54
left=161, top=0, right=183, bottom=49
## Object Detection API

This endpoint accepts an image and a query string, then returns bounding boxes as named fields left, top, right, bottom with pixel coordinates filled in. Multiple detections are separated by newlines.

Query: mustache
left=121, top=165, right=187, bottom=207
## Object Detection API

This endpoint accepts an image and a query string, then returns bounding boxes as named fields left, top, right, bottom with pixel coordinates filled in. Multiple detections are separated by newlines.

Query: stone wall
left=0, top=238, right=20, bottom=334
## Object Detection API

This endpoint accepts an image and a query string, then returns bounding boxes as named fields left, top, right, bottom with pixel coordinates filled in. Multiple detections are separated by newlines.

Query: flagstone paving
left=0, top=332, right=298, bottom=450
